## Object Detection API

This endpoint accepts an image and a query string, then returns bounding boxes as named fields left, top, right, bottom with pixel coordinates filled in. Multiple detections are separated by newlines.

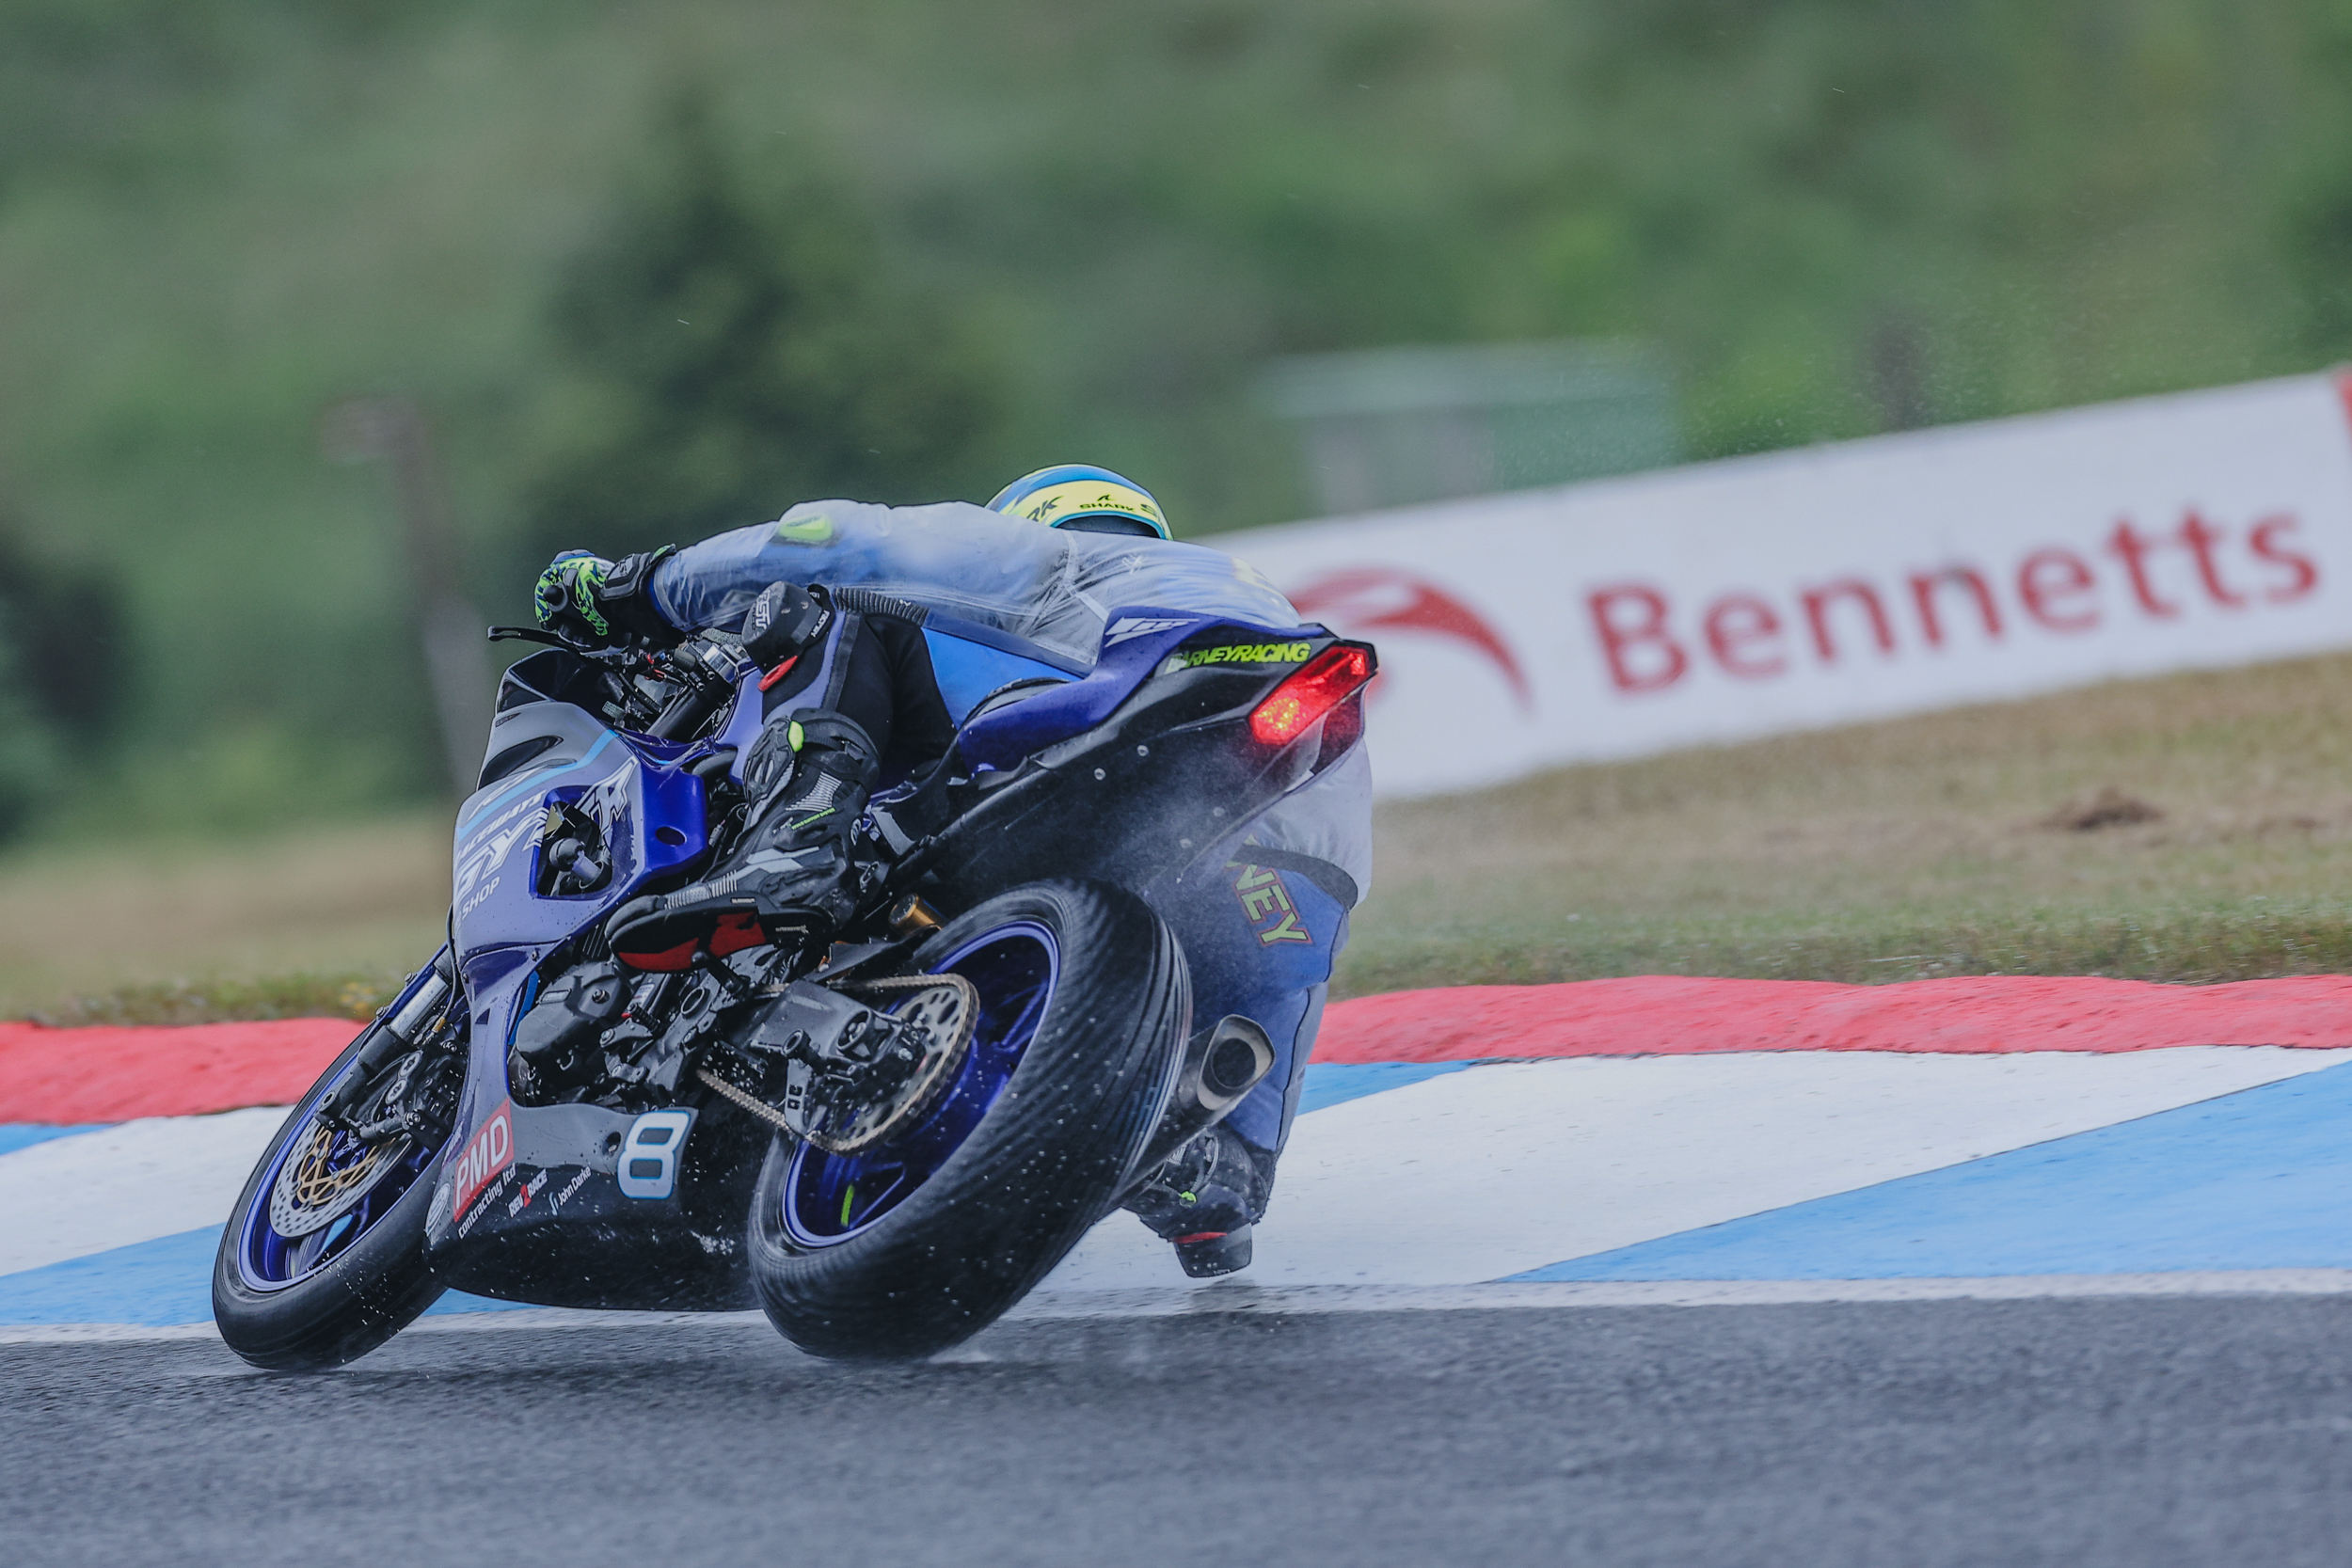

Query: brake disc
left=814, top=973, right=980, bottom=1152
left=267, top=1121, right=407, bottom=1239
left=741, top=973, right=977, bottom=1154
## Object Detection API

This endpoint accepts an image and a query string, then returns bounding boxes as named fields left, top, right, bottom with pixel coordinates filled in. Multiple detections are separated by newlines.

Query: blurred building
left=1256, top=339, right=1680, bottom=516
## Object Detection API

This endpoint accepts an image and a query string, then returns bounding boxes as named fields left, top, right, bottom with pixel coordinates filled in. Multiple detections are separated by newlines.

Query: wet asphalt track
left=8, top=1296, right=2352, bottom=1567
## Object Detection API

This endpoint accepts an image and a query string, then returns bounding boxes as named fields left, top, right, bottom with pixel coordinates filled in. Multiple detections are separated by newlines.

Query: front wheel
left=212, top=965, right=461, bottom=1370
left=748, top=879, right=1189, bottom=1360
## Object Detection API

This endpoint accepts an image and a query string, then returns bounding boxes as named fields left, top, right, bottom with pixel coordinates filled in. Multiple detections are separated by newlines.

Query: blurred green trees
left=3, top=0, right=2352, bottom=840
left=0, top=627, right=58, bottom=841
left=0, top=520, right=124, bottom=752
left=524, top=103, right=1001, bottom=564
left=0, top=517, right=123, bottom=835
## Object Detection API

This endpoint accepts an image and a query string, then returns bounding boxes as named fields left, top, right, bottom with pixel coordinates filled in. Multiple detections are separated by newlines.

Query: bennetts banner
left=1217, top=372, right=2352, bottom=796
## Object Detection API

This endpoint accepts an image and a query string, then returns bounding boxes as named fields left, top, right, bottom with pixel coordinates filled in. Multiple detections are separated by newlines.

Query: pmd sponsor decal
left=451, top=1099, right=516, bottom=1225
left=456, top=1169, right=516, bottom=1238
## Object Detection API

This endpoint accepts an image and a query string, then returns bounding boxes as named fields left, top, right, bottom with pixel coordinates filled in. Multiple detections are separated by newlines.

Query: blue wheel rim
left=780, top=921, right=1061, bottom=1248
left=235, top=1069, right=450, bottom=1294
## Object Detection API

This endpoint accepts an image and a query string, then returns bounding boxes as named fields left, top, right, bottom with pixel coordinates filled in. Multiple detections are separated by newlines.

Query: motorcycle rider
left=531, top=465, right=1373, bottom=1276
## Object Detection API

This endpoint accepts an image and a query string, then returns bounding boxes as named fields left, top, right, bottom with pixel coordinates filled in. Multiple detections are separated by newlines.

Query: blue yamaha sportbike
left=212, top=592, right=1373, bottom=1366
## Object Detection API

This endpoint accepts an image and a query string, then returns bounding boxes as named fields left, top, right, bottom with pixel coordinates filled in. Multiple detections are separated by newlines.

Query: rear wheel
left=748, top=879, right=1188, bottom=1360
left=212, top=967, right=461, bottom=1371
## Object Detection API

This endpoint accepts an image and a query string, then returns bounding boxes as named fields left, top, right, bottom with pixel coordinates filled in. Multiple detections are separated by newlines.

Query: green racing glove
left=533, top=546, right=680, bottom=648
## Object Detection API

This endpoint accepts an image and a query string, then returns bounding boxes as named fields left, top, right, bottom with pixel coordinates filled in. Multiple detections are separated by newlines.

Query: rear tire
left=212, top=999, right=453, bottom=1371
left=748, top=879, right=1188, bottom=1360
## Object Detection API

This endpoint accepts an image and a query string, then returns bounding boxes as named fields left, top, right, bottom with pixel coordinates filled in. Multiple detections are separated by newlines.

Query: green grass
left=1337, top=902, right=2352, bottom=997
left=1336, top=651, right=2352, bottom=998
left=0, top=815, right=446, bottom=1023
left=29, top=973, right=403, bottom=1028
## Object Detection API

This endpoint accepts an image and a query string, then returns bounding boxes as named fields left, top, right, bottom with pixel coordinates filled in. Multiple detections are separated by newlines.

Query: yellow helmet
left=985, top=464, right=1170, bottom=540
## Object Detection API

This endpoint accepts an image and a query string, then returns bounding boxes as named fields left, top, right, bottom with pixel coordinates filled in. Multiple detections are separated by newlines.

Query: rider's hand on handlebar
left=532, top=546, right=683, bottom=649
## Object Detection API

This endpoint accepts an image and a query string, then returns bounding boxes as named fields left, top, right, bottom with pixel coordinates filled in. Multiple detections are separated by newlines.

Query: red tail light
left=1249, top=643, right=1375, bottom=745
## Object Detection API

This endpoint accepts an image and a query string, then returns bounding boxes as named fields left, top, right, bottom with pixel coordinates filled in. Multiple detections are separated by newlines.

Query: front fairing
left=430, top=714, right=713, bottom=1227
left=427, top=715, right=756, bottom=1303
left=418, top=610, right=1368, bottom=1312
left=449, top=721, right=711, bottom=954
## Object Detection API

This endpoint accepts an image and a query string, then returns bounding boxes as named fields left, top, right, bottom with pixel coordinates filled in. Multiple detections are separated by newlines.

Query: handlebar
left=645, top=637, right=752, bottom=740
left=489, top=625, right=752, bottom=741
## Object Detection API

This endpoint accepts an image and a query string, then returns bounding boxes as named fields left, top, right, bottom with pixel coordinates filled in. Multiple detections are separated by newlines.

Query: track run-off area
left=9, top=974, right=2352, bottom=1564
left=11, top=973, right=2352, bottom=1320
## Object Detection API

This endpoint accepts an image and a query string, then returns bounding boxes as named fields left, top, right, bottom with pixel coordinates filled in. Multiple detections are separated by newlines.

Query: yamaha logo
left=1104, top=615, right=1194, bottom=646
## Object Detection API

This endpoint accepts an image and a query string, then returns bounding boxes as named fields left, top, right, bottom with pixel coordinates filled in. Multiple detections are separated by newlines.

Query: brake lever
left=486, top=625, right=572, bottom=649
left=490, top=626, right=668, bottom=675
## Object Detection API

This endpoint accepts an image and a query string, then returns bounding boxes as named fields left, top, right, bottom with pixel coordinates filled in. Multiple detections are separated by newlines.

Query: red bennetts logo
left=1288, top=567, right=1532, bottom=710
left=1584, top=509, right=2318, bottom=694
left=450, top=1099, right=516, bottom=1222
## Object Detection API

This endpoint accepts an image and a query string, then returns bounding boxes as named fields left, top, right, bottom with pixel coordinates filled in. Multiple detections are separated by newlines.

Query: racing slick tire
left=748, top=879, right=1189, bottom=1360
left=212, top=999, right=453, bottom=1371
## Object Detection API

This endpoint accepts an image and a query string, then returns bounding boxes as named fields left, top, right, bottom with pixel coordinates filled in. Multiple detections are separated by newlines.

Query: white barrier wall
left=1216, top=372, right=2352, bottom=797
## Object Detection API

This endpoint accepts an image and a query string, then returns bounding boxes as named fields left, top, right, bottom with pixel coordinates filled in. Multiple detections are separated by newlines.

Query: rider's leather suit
left=645, top=499, right=1374, bottom=1180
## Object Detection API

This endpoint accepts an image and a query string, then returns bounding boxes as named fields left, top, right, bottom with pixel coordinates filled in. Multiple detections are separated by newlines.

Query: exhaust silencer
left=1128, top=1014, right=1275, bottom=1183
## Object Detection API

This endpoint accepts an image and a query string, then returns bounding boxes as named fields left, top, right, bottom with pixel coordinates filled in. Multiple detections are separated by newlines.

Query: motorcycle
left=210, top=587, right=1374, bottom=1366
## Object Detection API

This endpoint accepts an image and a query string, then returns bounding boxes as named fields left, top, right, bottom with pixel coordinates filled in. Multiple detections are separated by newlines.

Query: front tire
left=212, top=986, right=456, bottom=1371
left=749, top=879, right=1188, bottom=1359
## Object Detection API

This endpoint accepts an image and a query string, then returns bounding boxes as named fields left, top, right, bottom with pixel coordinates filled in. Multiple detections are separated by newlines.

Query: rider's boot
left=1123, top=1121, right=1273, bottom=1278
left=608, top=709, right=881, bottom=967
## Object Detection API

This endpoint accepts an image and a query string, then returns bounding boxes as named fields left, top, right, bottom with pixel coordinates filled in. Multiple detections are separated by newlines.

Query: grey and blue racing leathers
left=646, top=499, right=1373, bottom=1164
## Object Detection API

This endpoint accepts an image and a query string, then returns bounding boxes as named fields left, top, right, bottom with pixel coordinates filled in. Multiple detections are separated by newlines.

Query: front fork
left=320, top=947, right=459, bottom=1130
